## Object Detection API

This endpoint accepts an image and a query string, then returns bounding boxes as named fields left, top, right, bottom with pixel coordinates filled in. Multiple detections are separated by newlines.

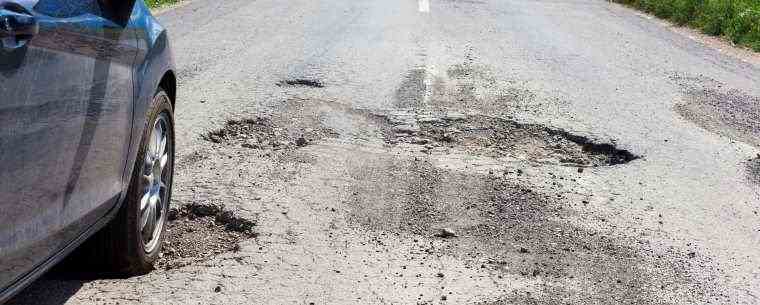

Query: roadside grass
left=146, top=0, right=180, bottom=9
left=613, top=0, right=760, bottom=52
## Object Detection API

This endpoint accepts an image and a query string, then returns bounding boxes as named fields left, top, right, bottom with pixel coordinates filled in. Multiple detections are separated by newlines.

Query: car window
left=33, top=0, right=101, bottom=18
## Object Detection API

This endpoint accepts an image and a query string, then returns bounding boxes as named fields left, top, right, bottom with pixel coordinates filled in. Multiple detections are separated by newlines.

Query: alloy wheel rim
left=140, top=108, right=171, bottom=253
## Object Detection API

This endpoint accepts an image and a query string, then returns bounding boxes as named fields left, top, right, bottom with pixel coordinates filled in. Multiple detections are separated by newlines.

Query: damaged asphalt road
left=8, top=0, right=760, bottom=304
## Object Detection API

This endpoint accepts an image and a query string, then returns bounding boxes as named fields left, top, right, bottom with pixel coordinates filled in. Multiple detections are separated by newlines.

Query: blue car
left=0, top=0, right=176, bottom=301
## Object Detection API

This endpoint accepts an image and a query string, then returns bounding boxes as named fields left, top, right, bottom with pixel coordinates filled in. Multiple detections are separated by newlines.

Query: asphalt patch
left=384, top=113, right=638, bottom=166
left=395, top=64, right=563, bottom=117
left=158, top=202, right=256, bottom=270
left=396, top=68, right=428, bottom=108
left=671, top=73, right=760, bottom=148
left=347, top=159, right=718, bottom=304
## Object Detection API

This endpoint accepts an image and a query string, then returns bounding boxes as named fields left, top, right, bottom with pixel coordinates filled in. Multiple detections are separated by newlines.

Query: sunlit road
left=10, top=0, right=760, bottom=304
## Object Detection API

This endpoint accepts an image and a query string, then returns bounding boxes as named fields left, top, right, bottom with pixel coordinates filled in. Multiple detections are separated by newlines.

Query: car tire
left=92, top=88, right=175, bottom=275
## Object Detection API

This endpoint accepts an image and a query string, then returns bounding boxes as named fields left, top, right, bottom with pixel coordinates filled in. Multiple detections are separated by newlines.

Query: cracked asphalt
left=8, top=0, right=760, bottom=304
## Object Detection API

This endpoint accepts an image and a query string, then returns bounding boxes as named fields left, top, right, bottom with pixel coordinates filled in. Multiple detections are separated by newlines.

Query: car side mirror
left=98, top=0, right=136, bottom=26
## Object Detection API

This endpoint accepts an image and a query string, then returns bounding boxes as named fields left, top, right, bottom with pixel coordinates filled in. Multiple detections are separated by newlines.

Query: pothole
left=383, top=113, right=638, bottom=166
left=202, top=117, right=337, bottom=149
left=748, top=154, right=760, bottom=186
left=158, top=202, right=257, bottom=270
left=277, top=78, right=325, bottom=88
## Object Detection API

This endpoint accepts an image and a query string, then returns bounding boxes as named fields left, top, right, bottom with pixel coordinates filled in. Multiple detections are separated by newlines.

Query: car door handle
left=0, top=6, right=38, bottom=42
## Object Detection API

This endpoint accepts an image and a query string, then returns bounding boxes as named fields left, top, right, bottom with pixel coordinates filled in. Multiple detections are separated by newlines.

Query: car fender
left=121, top=0, right=176, bottom=201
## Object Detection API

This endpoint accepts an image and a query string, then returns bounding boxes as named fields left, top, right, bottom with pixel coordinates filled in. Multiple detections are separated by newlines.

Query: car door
left=0, top=0, right=137, bottom=290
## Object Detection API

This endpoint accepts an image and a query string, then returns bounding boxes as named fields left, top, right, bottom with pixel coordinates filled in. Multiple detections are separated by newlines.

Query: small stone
left=435, top=228, right=457, bottom=238
left=518, top=247, right=529, bottom=254
left=411, top=137, right=430, bottom=145
left=208, top=135, right=221, bottom=143
left=577, top=167, right=584, bottom=173
left=436, top=272, right=444, bottom=278
left=441, top=296, right=447, bottom=301
left=392, top=124, right=420, bottom=135
left=167, top=208, right=179, bottom=221
left=188, top=203, right=222, bottom=217
left=214, top=285, right=222, bottom=293
left=418, top=116, right=442, bottom=123
left=295, top=136, right=308, bottom=147
left=439, top=134, right=454, bottom=143
left=443, top=112, right=466, bottom=121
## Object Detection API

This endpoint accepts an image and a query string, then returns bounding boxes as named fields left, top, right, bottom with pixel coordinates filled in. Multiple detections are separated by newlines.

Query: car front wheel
left=96, top=88, right=175, bottom=274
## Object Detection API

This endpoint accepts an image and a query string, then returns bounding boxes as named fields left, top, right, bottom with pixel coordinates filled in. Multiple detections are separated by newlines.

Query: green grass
left=613, top=0, right=760, bottom=52
left=145, top=0, right=181, bottom=9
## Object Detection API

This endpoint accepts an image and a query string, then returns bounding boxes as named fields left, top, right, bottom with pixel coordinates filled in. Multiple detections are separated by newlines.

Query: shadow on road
left=6, top=276, right=84, bottom=305
left=6, top=265, right=128, bottom=305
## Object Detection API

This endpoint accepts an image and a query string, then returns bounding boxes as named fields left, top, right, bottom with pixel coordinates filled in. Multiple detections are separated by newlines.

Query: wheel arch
left=158, top=70, right=177, bottom=108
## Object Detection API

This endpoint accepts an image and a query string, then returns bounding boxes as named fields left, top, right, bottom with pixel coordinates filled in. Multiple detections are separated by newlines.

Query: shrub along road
left=614, top=0, right=760, bottom=52
left=9, top=0, right=760, bottom=304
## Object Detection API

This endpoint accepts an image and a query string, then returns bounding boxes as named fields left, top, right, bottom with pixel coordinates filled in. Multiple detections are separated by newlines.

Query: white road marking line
left=419, top=0, right=429, bottom=12
left=422, top=64, right=435, bottom=105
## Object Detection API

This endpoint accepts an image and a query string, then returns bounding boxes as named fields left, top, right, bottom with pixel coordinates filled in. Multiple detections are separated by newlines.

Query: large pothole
left=158, top=202, right=257, bottom=270
left=382, top=113, right=638, bottom=166
left=202, top=117, right=337, bottom=149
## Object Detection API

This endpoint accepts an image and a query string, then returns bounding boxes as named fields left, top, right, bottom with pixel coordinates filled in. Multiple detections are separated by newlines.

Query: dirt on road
left=105, top=65, right=722, bottom=304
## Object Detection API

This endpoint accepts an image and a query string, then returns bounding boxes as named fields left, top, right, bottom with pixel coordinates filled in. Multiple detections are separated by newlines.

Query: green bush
left=613, top=0, right=760, bottom=52
left=146, top=0, right=179, bottom=9
left=671, top=0, right=702, bottom=25
left=694, top=0, right=734, bottom=36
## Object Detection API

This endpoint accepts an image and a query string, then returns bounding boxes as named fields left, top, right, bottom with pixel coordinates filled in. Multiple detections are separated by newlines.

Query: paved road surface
left=10, top=0, right=760, bottom=304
